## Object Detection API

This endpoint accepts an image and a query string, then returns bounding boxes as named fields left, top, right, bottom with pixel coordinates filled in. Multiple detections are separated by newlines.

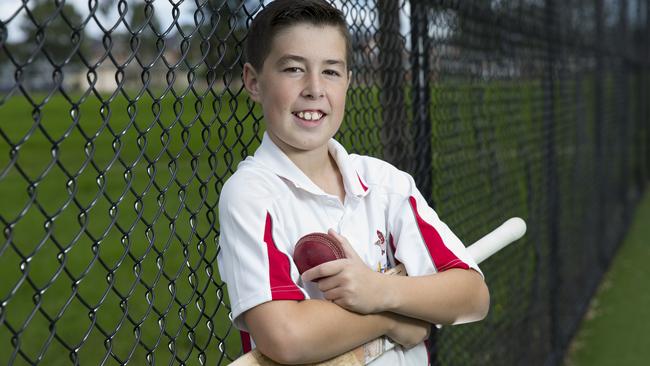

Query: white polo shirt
left=217, top=132, right=481, bottom=365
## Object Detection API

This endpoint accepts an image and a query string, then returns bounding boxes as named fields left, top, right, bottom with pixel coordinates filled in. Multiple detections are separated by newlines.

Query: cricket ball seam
left=294, top=233, right=346, bottom=274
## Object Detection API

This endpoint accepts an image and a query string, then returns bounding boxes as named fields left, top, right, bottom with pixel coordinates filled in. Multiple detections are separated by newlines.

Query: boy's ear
left=243, top=62, right=261, bottom=102
left=347, top=70, right=352, bottom=89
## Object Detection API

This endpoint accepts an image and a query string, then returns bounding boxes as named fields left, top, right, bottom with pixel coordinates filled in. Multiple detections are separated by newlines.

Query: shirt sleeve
left=387, top=171, right=482, bottom=278
left=217, top=178, right=306, bottom=331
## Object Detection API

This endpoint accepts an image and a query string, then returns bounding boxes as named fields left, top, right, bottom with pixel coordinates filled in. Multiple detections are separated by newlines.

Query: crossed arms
left=243, top=230, right=490, bottom=364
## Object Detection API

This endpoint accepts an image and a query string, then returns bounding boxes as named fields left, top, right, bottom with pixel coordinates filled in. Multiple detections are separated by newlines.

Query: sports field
left=564, top=186, right=650, bottom=365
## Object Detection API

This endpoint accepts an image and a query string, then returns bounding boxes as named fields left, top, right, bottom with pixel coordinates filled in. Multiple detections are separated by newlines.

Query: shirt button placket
left=329, top=198, right=343, bottom=228
left=320, top=197, right=341, bottom=229
left=337, top=200, right=351, bottom=233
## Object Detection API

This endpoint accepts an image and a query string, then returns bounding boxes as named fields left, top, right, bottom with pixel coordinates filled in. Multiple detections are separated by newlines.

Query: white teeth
left=295, top=111, right=323, bottom=121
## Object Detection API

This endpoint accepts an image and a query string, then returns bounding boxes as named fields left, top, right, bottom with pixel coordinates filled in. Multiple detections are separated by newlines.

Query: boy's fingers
left=316, top=274, right=340, bottom=292
left=301, top=260, right=343, bottom=282
left=327, top=229, right=360, bottom=260
left=322, top=288, right=344, bottom=302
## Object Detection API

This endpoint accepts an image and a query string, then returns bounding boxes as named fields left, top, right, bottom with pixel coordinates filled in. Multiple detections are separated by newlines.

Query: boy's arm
left=303, top=231, right=490, bottom=325
left=380, top=267, right=489, bottom=324
left=243, top=298, right=429, bottom=365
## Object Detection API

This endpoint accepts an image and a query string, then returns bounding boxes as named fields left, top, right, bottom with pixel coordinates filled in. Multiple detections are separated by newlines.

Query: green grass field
left=1, top=91, right=263, bottom=365
left=564, top=186, right=650, bottom=366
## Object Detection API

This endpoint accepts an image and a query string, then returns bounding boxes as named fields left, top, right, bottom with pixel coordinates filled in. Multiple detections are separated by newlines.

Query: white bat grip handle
left=467, top=217, right=527, bottom=264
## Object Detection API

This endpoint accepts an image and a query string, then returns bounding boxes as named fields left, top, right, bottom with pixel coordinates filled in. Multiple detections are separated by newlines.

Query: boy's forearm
left=382, top=268, right=490, bottom=325
left=243, top=298, right=394, bottom=364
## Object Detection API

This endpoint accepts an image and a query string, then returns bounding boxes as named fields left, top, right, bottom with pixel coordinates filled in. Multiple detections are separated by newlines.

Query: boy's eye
left=323, top=69, right=341, bottom=77
left=283, top=67, right=303, bottom=73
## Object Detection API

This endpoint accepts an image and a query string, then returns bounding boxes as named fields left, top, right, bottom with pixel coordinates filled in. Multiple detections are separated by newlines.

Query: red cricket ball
left=293, top=232, right=346, bottom=276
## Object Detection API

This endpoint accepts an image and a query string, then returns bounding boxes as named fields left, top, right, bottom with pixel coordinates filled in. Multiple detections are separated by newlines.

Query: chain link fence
left=1, top=0, right=648, bottom=365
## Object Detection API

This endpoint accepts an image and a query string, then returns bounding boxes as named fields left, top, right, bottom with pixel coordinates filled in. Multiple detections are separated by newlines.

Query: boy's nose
left=301, top=74, right=324, bottom=99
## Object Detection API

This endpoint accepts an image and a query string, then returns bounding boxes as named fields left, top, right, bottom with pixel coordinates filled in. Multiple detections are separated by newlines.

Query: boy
left=216, top=0, right=490, bottom=364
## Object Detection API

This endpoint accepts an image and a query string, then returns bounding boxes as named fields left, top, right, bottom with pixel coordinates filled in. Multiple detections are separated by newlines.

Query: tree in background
left=123, top=0, right=165, bottom=89
left=127, top=0, right=163, bottom=62
left=19, top=0, right=86, bottom=67
left=197, top=0, right=261, bottom=86
left=5, top=0, right=89, bottom=91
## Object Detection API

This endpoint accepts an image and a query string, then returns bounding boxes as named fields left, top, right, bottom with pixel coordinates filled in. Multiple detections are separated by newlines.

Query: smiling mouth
left=293, top=111, right=325, bottom=121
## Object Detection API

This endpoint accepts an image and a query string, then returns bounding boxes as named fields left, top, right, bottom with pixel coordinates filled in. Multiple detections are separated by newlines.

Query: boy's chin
left=268, top=131, right=327, bottom=152
left=291, top=138, right=331, bottom=152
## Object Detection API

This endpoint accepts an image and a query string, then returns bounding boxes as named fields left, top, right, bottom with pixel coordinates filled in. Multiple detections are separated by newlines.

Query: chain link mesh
left=1, top=0, right=648, bottom=365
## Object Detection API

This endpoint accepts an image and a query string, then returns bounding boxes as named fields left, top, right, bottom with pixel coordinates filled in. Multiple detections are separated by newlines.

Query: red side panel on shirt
left=356, top=172, right=368, bottom=192
left=240, top=331, right=252, bottom=353
left=408, top=196, right=469, bottom=271
left=263, top=212, right=305, bottom=300
left=388, top=233, right=401, bottom=266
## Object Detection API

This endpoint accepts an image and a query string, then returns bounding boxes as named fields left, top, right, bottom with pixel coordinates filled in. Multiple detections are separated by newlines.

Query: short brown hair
left=245, top=0, right=352, bottom=71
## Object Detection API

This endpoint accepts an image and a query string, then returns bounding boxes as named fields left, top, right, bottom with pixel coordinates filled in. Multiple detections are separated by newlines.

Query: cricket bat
left=229, top=217, right=527, bottom=366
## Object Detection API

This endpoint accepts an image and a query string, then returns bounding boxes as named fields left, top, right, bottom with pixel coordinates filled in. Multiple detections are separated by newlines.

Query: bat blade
left=230, top=217, right=527, bottom=366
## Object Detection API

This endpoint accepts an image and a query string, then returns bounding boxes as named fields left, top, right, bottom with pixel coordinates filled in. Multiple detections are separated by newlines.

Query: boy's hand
left=301, top=229, right=388, bottom=314
left=386, top=313, right=431, bottom=349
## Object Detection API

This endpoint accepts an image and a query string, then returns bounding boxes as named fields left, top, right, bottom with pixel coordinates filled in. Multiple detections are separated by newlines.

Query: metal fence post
left=618, top=0, right=633, bottom=217
left=641, top=0, right=650, bottom=185
left=594, top=0, right=608, bottom=271
left=633, top=0, right=646, bottom=191
left=377, top=0, right=410, bottom=172
left=543, top=0, right=561, bottom=364
left=408, top=1, right=437, bottom=361
left=410, top=0, right=433, bottom=201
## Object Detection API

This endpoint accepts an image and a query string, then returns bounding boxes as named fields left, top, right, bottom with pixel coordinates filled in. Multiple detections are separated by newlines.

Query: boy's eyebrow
left=276, top=55, right=306, bottom=65
left=276, top=54, right=346, bottom=68
left=324, top=59, right=346, bottom=67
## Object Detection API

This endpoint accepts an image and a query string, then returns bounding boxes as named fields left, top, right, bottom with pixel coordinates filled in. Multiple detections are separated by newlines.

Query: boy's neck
left=288, top=145, right=331, bottom=176
left=277, top=142, right=346, bottom=203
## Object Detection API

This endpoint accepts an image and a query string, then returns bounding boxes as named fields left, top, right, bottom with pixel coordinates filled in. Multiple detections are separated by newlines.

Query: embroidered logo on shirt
left=374, top=230, right=386, bottom=255
left=374, top=230, right=389, bottom=273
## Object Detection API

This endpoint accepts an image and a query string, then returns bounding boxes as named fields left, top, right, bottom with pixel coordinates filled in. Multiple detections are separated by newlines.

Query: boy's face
left=243, top=23, right=350, bottom=155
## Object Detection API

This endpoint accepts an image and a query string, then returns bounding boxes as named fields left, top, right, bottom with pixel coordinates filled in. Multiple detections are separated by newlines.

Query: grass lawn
left=564, top=185, right=650, bottom=365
